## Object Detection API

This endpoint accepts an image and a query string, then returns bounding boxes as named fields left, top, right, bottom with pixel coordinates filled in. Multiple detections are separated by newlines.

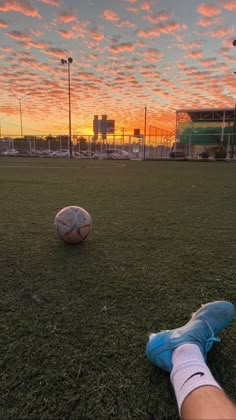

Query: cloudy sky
left=0, top=0, right=236, bottom=137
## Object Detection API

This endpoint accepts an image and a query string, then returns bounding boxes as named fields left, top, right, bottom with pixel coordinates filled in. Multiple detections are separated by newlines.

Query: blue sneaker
left=145, top=301, right=234, bottom=372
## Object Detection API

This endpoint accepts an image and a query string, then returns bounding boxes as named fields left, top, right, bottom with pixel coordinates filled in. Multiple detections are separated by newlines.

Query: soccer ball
left=54, top=206, right=92, bottom=244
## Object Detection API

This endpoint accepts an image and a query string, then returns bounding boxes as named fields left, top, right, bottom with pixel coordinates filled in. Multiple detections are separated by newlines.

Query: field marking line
left=0, top=163, right=127, bottom=169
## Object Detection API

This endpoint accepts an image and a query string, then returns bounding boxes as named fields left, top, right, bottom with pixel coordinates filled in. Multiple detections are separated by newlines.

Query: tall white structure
left=93, top=115, right=115, bottom=141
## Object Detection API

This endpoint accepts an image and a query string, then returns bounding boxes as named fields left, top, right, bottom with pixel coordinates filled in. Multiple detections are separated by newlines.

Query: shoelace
left=202, top=318, right=220, bottom=352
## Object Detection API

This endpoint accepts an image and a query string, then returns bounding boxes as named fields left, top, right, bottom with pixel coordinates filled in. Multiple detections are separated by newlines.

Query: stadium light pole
left=232, top=40, right=236, bottom=159
left=61, top=57, right=73, bottom=158
left=9, top=93, right=31, bottom=138
left=0, top=114, right=9, bottom=139
left=143, top=106, right=147, bottom=159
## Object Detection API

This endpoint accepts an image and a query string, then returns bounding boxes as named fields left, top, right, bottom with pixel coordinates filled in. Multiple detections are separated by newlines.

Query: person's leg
left=145, top=301, right=235, bottom=420
left=171, top=343, right=236, bottom=419
left=181, top=386, right=236, bottom=420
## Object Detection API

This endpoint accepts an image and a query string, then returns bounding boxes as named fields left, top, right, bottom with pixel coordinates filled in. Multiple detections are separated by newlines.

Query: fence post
left=188, top=135, right=192, bottom=158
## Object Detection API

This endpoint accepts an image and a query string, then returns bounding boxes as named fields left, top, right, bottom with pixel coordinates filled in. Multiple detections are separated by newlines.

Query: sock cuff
left=171, top=359, right=222, bottom=413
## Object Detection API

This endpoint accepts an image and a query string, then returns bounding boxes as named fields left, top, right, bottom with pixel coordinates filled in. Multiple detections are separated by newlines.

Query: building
left=93, top=115, right=115, bottom=141
left=174, top=108, right=236, bottom=157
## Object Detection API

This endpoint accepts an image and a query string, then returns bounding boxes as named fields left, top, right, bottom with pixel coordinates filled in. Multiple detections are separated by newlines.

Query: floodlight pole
left=143, top=106, right=147, bottom=159
left=9, top=93, right=31, bottom=137
left=232, top=41, right=236, bottom=159
left=61, top=57, right=73, bottom=158
left=0, top=114, right=9, bottom=139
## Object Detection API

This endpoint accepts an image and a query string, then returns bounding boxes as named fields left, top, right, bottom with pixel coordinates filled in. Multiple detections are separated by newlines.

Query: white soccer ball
left=54, top=206, right=92, bottom=244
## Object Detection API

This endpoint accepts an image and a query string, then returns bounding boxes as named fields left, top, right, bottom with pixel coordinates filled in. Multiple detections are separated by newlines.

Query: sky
left=0, top=0, right=236, bottom=137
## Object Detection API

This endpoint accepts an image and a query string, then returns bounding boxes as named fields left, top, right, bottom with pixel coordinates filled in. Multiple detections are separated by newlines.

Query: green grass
left=0, top=157, right=235, bottom=420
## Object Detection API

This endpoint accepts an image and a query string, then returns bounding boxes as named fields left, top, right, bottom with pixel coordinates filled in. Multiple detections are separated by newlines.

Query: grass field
left=0, top=157, right=236, bottom=420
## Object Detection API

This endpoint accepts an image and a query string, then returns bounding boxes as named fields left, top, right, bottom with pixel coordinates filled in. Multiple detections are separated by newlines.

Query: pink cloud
left=0, top=0, right=41, bottom=18
left=186, top=50, right=203, bottom=58
left=139, top=20, right=184, bottom=38
left=43, top=47, right=69, bottom=58
left=90, top=29, right=104, bottom=41
left=141, top=48, right=163, bottom=62
left=208, top=26, right=234, bottom=38
left=141, top=2, right=151, bottom=11
left=158, top=21, right=181, bottom=33
left=137, top=27, right=160, bottom=38
left=31, top=29, right=43, bottom=37
left=0, top=45, right=12, bottom=52
left=0, top=19, right=8, bottom=28
left=197, top=16, right=223, bottom=26
left=179, top=40, right=204, bottom=50
left=57, top=29, right=75, bottom=39
left=126, top=7, right=138, bottom=13
left=7, top=30, right=31, bottom=42
left=199, top=57, right=217, bottom=66
left=115, top=20, right=136, bottom=28
left=197, top=3, right=221, bottom=16
left=146, top=9, right=172, bottom=23
left=103, top=10, right=120, bottom=21
left=57, top=10, right=77, bottom=23
left=222, top=1, right=236, bottom=10
left=109, top=42, right=135, bottom=53
left=39, top=0, right=61, bottom=5
left=28, top=40, right=48, bottom=49
left=222, top=37, right=235, bottom=47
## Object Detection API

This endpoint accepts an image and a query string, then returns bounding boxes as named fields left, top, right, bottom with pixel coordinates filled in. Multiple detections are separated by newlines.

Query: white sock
left=170, top=344, right=222, bottom=413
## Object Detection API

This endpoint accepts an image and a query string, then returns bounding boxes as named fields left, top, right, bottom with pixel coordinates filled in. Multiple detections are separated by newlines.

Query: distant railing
left=0, top=134, right=171, bottom=159
left=1, top=132, right=236, bottom=160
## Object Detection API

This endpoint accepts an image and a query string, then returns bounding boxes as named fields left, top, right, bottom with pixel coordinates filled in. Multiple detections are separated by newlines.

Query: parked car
left=1, top=149, right=19, bottom=156
left=73, top=151, right=86, bottom=158
left=93, top=149, right=130, bottom=160
left=38, top=149, right=51, bottom=156
left=49, top=149, right=71, bottom=158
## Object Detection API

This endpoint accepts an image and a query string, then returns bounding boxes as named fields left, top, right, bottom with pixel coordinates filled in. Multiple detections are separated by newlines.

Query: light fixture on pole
left=0, top=114, right=9, bottom=139
left=9, top=93, right=31, bottom=138
left=61, top=57, right=73, bottom=158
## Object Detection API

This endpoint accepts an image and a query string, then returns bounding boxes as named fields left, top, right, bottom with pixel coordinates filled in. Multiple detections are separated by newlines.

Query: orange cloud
left=126, top=7, right=138, bottom=13
left=222, top=1, right=236, bottom=10
left=158, top=21, right=181, bottom=33
left=197, top=3, right=221, bottom=16
left=28, top=40, right=49, bottom=49
left=207, top=27, right=234, bottom=38
left=57, top=29, right=75, bottom=39
left=141, top=48, right=163, bottom=62
left=0, top=45, right=12, bottom=52
left=0, top=0, right=41, bottom=18
left=103, top=9, right=120, bottom=21
left=57, top=10, right=77, bottom=23
left=222, top=37, right=235, bottom=47
left=7, top=30, right=30, bottom=42
left=199, top=57, right=217, bottom=66
left=39, top=0, right=61, bottom=5
left=179, top=40, right=204, bottom=50
left=197, top=16, right=222, bottom=26
left=90, top=29, right=104, bottom=41
left=141, top=2, right=151, bottom=11
left=0, top=19, right=8, bottom=28
left=115, top=20, right=136, bottom=28
left=137, top=27, right=160, bottom=38
left=146, top=9, right=172, bottom=23
left=43, top=47, right=69, bottom=58
left=109, top=42, right=135, bottom=53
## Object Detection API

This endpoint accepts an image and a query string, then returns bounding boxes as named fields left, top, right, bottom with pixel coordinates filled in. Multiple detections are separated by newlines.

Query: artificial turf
left=0, top=157, right=235, bottom=420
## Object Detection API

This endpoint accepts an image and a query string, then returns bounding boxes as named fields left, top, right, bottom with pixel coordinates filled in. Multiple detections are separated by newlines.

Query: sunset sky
left=0, top=0, right=236, bottom=137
